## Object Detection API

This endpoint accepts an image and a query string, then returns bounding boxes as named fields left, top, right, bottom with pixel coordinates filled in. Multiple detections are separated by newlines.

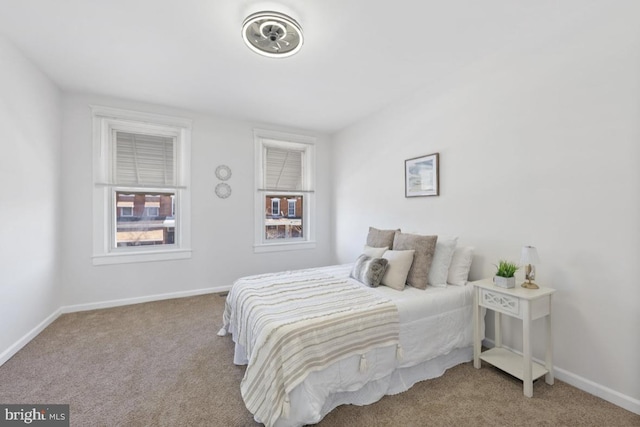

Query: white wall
left=60, top=93, right=334, bottom=307
left=2, top=2, right=638, bottom=414
left=0, top=36, right=62, bottom=361
left=331, top=5, right=639, bottom=412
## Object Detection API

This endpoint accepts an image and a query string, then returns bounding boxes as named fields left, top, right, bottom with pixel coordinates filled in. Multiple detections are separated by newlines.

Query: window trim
left=254, top=129, right=316, bottom=253
left=92, top=106, right=192, bottom=265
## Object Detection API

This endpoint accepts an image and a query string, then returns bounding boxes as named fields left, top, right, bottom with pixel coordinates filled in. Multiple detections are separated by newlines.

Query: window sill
left=254, top=241, right=316, bottom=253
left=93, top=248, right=192, bottom=265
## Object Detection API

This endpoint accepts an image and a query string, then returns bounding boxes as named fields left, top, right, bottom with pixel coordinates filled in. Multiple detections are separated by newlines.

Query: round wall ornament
left=215, top=165, right=232, bottom=181
left=215, top=182, right=232, bottom=199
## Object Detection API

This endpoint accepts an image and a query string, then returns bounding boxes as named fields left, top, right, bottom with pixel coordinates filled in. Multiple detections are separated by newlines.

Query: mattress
left=223, top=264, right=480, bottom=427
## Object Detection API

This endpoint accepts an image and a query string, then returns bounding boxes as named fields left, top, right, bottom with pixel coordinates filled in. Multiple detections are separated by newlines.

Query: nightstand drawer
left=480, top=289, right=520, bottom=317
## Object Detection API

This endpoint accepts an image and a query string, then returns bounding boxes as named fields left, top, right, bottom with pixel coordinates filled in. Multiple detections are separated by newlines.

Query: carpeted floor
left=0, top=294, right=638, bottom=426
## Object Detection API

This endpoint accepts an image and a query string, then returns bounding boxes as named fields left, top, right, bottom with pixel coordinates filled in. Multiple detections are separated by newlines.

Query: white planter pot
left=494, top=276, right=515, bottom=289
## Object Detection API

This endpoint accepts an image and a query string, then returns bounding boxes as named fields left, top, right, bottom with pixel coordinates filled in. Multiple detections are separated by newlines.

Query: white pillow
left=381, top=249, right=415, bottom=291
left=428, top=238, right=458, bottom=287
left=447, top=246, right=474, bottom=286
left=362, top=245, right=388, bottom=258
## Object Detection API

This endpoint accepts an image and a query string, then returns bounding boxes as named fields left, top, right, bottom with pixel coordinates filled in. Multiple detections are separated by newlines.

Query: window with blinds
left=92, top=106, right=192, bottom=264
left=254, top=130, right=316, bottom=251
left=112, top=132, right=178, bottom=248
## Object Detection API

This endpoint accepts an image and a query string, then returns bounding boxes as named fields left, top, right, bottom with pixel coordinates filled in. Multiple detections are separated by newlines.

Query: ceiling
left=0, top=0, right=611, bottom=133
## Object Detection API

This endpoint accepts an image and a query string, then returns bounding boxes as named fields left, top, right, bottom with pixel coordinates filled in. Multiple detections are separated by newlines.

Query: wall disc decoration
left=215, top=182, right=232, bottom=199
left=215, top=165, right=232, bottom=181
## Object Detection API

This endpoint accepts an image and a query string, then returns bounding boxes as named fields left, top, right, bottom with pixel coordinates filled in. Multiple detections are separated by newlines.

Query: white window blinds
left=265, top=147, right=303, bottom=191
left=114, top=131, right=175, bottom=186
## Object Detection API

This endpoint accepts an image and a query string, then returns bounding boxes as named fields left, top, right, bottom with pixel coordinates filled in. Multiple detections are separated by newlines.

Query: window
left=92, top=106, right=192, bottom=265
left=287, top=199, right=296, bottom=217
left=254, top=129, right=315, bottom=252
left=143, top=206, right=160, bottom=218
left=271, top=198, right=280, bottom=217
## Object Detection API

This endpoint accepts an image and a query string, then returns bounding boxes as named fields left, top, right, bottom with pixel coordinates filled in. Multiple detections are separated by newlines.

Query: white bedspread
left=221, top=264, right=478, bottom=427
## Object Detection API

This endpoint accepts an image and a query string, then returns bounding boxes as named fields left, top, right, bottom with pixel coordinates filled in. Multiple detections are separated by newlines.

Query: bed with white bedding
left=219, top=261, right=482, bottom=427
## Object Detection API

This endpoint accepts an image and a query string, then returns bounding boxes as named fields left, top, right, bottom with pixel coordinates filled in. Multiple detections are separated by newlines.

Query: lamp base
left=521, top=281, right=539, bottom=289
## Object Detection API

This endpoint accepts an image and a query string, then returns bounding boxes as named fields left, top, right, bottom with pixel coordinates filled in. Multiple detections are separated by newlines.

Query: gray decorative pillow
left=350, top=254, right=389, bottom=287
left=366, top=227, right=400, bottom=249
left=392, top=232, right=438, bottom=290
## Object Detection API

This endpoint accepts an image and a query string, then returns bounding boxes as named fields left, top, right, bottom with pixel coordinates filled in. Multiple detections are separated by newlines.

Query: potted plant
left=494, top=260, right=519, bottom=288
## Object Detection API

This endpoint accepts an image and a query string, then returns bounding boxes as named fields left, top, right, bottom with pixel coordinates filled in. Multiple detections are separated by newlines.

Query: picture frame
left=405, top=152, right=439, bottom=197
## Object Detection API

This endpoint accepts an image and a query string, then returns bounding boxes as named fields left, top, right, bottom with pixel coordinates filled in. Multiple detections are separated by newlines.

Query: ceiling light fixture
left=242, top=11, right=303, bottom=58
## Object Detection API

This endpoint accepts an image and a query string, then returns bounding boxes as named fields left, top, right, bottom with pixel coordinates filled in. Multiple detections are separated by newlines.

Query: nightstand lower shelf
left=480, top=347, right=548, bottom=381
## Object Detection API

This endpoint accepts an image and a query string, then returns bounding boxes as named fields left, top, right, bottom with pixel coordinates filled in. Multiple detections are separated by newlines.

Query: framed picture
left=405, top=153, right=439, bottom=197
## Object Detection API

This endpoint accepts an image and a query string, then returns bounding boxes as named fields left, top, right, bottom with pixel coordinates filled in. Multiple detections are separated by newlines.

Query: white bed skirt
left=300, top=346, right=473, bottom=427
left=233, top=339, right=473, bottom=427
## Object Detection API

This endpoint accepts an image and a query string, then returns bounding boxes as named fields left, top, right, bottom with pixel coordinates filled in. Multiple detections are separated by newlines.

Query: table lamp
left=520, top=246, right=540, bottom=289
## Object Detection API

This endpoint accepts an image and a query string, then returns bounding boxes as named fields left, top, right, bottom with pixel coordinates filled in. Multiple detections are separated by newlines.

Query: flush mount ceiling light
left=242, top=11, right=303, bottom=58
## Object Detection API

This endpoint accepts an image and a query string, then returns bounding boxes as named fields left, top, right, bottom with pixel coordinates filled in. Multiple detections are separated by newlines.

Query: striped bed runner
left=221, top=267, right=400, bottom=427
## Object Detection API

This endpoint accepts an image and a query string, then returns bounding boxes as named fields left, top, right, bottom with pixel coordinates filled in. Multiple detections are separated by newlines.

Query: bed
left=219, top=229, right=481, bottom=426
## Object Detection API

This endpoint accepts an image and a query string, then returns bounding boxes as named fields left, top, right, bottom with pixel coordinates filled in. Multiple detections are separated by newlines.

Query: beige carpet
left=0, top=294, right=638, bottom=427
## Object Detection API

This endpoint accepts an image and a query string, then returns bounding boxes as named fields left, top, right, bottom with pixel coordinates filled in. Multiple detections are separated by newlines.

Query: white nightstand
left=473, top=278, right=556, bottom=397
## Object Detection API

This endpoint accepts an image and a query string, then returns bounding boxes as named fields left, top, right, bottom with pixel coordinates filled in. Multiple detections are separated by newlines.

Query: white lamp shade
left=520, top=246, right=540, bottom=265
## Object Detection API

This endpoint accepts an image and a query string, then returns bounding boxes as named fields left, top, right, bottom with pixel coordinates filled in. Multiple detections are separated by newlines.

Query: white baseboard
left=0, top=285, right=231, bottom=367
left=0, top=307, right=62, bottom=366
left=61, top=285, right=231, bottom=313
left=554, top=365, right=640, bottom=415
left=482, top=339, right=640, bottom=415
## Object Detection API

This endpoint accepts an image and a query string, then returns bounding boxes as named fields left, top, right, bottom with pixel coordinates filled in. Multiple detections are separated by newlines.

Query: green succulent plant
left=495, top=260, right=519, bottom=278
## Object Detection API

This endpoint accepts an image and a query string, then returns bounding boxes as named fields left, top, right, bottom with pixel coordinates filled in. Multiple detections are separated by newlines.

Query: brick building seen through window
left=265, top=195, right=303, bottom=239
left=116, top=192, right=175, bottom=246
